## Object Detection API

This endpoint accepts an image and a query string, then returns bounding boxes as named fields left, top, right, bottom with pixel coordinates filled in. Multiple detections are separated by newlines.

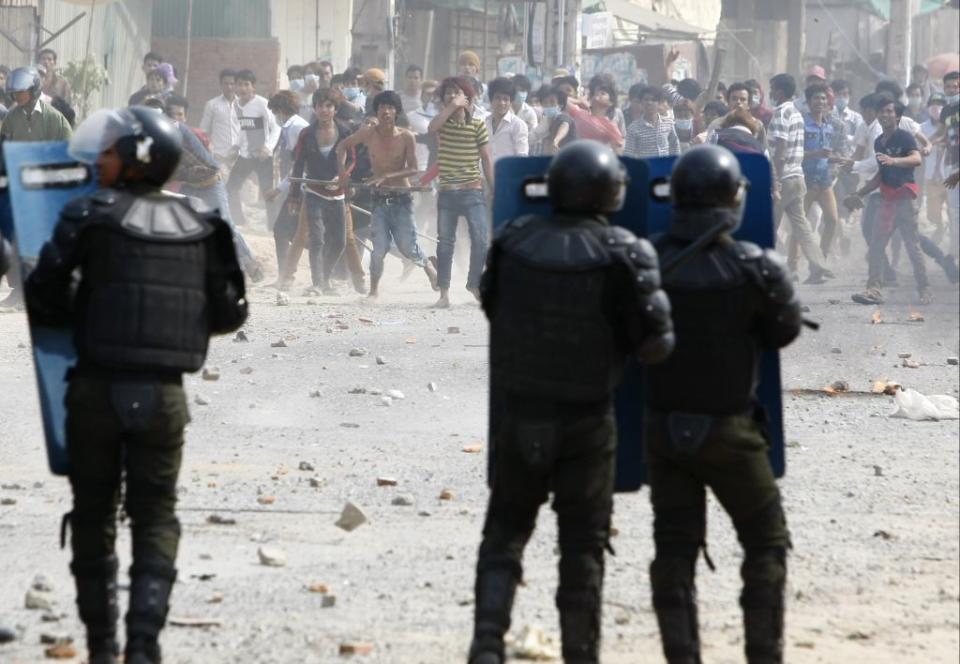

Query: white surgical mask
left=750, top=94, right=761, bottom=107
left=305, top=74, right=320, bottom=86
left=516, top=91, right=528, bottom=104
left=946, top=94, right=959, bottom=105
left=343, top=87, right=361, bottom=101
left=675, top=118, right=693, bottom=131
left=290, top=78, right=305, bottom=92
left=908, top=95, right=922, bottom=108
left=836, top=96, right=849, bottom=112
left=543, top=106, right=560, bottom=119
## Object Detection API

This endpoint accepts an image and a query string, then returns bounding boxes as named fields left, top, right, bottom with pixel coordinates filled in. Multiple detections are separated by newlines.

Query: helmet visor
left=68, top=108, right=137, bottom=164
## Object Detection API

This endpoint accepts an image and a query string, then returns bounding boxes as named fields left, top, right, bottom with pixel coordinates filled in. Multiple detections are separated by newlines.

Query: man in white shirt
left=225, top=69, right=280, bottom=227
left=510, top=74, right=539, bottom=136
left=400, top=64, right=424, bottom=115
left=200, top=68, right=242, bottom=174
left=484, top=77, right=529, bottom=162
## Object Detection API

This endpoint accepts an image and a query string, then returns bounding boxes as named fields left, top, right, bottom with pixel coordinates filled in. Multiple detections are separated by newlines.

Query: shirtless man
left=337, top=90, right=438, bottom=300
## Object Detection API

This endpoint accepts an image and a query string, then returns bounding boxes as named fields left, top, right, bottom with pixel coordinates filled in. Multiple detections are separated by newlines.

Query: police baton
left=658, top=220, right=819, bottom=331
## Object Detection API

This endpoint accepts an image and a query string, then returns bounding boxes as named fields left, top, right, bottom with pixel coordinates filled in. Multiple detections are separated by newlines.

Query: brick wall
left=151, top=37, right=281, bottom=126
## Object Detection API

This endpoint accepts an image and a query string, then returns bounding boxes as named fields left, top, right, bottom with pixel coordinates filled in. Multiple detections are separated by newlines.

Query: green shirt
left=1, top=99, right=72, bottom=142
left=437, top=115, right=488, bottom=187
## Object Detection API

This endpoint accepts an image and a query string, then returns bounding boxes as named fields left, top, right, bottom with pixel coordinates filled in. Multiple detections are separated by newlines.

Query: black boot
left=556, top=590, right=601, bottom=664
left=740, top=584, right=784, bottom=664
left=70, top=555, right=120, bottom=664
left=125, top=560, right=176, bottom=664
left=467, top=566, right=519, bottom=664
left=652, top=585, right=702, bottom=664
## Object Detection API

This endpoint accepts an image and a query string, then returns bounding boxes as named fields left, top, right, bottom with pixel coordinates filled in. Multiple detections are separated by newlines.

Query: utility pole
left=786, top=0, right=804, bottom=79
left=888, top=0, right=917, bottom=85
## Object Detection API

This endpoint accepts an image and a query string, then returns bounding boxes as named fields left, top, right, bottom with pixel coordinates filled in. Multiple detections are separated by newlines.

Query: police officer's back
left=644, top=145, right=801, bottom=664
left=25, top=107, right=247, bottom=664
left=469, top=140, right=674, bottom=664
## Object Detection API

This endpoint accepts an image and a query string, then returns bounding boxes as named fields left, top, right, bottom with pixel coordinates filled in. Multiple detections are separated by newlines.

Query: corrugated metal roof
left=152, top=0, right=270, bottom=38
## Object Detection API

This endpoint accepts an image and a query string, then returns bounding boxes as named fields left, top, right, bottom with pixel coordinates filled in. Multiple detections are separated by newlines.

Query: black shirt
left=874, top=127, right=918, bottom=189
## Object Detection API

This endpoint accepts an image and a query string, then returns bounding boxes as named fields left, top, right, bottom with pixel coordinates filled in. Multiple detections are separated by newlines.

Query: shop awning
left=585, top=0, right=707, bottom=38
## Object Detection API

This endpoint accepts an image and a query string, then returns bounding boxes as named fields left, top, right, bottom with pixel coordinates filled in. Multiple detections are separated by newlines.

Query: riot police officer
left=25, top=107, right=248, bottom=664
left=469, top=140, right=675, bottom=664
left=644, top=145, right=802, bottom=664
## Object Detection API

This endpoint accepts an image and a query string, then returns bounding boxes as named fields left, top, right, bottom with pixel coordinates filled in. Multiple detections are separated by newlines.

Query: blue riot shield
left=490, top=153, right=784, bottom=492
left=4, top=141, right=97, bottom=475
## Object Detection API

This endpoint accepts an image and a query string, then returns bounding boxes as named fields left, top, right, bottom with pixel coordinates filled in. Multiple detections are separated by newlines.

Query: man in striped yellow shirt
left=428, top=76, right=495, bottom=308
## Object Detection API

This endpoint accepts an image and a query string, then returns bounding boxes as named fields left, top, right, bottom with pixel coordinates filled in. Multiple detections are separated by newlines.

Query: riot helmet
left=69, top=106, right=182, bottom=187
left=670, top=144, right=748, bottom=229
left=8, top=67, right=41, bottom=103
left=547, top=140, right=627, bottom=214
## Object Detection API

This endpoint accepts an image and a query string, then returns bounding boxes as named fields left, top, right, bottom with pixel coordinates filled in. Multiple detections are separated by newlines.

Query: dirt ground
left=0, top=217, right=958, bottom=664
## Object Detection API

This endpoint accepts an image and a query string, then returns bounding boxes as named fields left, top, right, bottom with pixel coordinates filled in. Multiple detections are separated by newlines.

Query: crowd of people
left=0, top=46, right=957, bottom=312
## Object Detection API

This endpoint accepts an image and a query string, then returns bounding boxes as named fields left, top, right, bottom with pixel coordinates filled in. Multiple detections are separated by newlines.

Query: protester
left=37, top=48, right=71, bottom=104
left=484, top=77, right=529, bottom=162
left=509, top=74, right=539, bottom=135
left=624, top=85, right=679, bottom=158
left=226, top=69, right=280, bottom=228
left=401, top=64, right=424, bottom=114
left=127, top=52, right=163, bottom=106
left=200, top=69, right=242, bottom=176
left=530, top=85, right=576, bottom=156
left=715, top=108, right=765, bottom=154
left=265, top=90, right=310, bottom=274
left=800, top=82, right=847, bottom=259
left=746, top=78, right=774, bottom=127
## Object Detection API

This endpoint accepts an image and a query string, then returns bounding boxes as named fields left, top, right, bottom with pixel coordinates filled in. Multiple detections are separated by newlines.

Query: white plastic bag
left=890, top=388, right=960, bottom=421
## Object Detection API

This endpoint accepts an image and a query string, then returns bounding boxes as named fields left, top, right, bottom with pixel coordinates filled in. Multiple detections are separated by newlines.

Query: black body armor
left=481, top=214, right=673, bottom=403
left=646, top=209, right=802, bottom=415
left=26, top=188, right=247, bottom=375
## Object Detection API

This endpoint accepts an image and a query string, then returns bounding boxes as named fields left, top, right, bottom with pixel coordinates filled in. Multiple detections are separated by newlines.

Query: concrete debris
left=947, top=357, right=959, bottom=366
left=309, top=476, right=325, bottom=488
left=43, top=642, right=76, bottom=659
left=872, top=381, right=902, bottom=395
left=258, top=546, right=287, bottom=567
left=201, top=367, right=221, bottom=381
left=276, top=292, right=290, bottom=306
left=873, top=530, right=894, bottom=541
left=391, top=494, right=415, bottom=506
left=239, top=366, right=254, bottom=375
left=890, top=389, right=959, bottom=421
left=322, top=594, right=337, bottom=608
left=386, top=389, right=405, bottom=400
left=376, top=356, right=387, bottom=365
left=349, top=387, right=367, bottom=394
left=380, top=396, right=393, bottom=407
left=0, top=625, right=15, bottom=643
left=233, top=330, right=249, bottom=342
left=447, top=326, right=461, bottom=334
left=335, top=502, right=368, bottom=532
left=206, top=514, right=236, bottom=526
left=830, top=347, right=842, bottom=354
left=873, top=465, right=883, bottom=477
left=898, top=352, right=912, bottom=359
left=427, top=381, right=438, bottom=392
left=1, top=497, right=16, bottom=505
left=368, top=388, right=383, bottom=395
left=270, top=339, right=288, bottom=348
left=349, top=347, right=368, bottom=357
left=339, top=642, right=374, bottom=655
left=194, top=394, right=210, bottom=406
left=257, top=496, right=276, bottom=505
left=376, top=477, right=398, bottom=487
left=307, top=582, right=329, bottom=593
left=462, top=443, right=483, bottom=454
left=298, top=461, right=315, bottom=471
left=309, top=389, right=323, bottom=398
left=39, top=633, right=72, bottom=645
left=207, top=593, right=224, bottom=604
left=902, top=359, right=920, bottom=369
left=506, top=624, right=560, bottom=660
left=439, top=489, right=454, bottom=501
left=32, top=575, right=54, bottom=593
left=25, top=589, right=55, bottom=611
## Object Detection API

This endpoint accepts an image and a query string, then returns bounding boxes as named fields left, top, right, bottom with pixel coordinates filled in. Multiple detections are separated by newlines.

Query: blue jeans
left=182, top=182, right=257, bottom=271
left=436, top=189, right=489, bottom=290
left=370, top=194, right=427, bottom=284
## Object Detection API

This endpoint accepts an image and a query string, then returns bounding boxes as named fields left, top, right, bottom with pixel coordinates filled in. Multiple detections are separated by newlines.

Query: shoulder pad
left=90, top=189, right=118, bottom=207
left=496, top=214, right=538, bottom=240
left=61, top=196, right=96, bottom=222
left=118, top=194, right=215, bottom=242
left=499, top=216, right=613, bottom=270
left=731, top=240, right=764, bottom=261
left=598, top=224, right=639, bottom=248
left=741, top=246, right=794, bottom=304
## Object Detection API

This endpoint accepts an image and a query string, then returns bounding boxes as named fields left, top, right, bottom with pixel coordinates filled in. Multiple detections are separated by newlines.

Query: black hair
left=219, top=68, right=237, bottom=82
left=830, top=79, right=850, bottom=95
left=147, top=68, right=167, bottom=82
left=804, top=82, right=830, bottom=102
left=512, top=74, right=532, bottom=92
left=744, top=78, right=762, bottom=92
left=312, top=88, right=339, bottom=108
left=588, top=73, right=618, bottom=106
left=631, top=85, right=662, bottom=102
left=554, top=75, right=579, bottom=91
left=317, top=60, right=333, bottom=70
left=875, top=80, right=903, bottom=99
left=287, top=65, right=304, bottom=78
left=235, top=69, right=257, bottom=84
left=487, top=77, right=516, bottom=102
left=859, top=93, right=879, bottom=112
left=166, top=94, right=189, bottom=111
left=372, top=90, right=403, bottom=113
left=343, top=67, right=363, bottom=82
left=268, top=90, right=300, bottom=116
left=405, top=64, right=423, bottom=77
left=875, top=94, right=904, bottom=118
left=627, top=83, right=646, bottom=100
left=38, top=48, right=58, bottom=62
left=726, top=82, right=751, bottom=102
left=143, top=52, right=162, bottom=64
left=538, top=84, right=567, bottom=108
left=703, top=100, right=729, bottom=118
left=330, top=74, right=347, bottom=86
left=906, top=83, right=922, bottom=95
left=141, top=97, right=166, bottom=110
left=769, top=73, right=796, bottom=99
left=676, top=78, right=702, bottom=101
left=945, top=71, right=960, bottom=84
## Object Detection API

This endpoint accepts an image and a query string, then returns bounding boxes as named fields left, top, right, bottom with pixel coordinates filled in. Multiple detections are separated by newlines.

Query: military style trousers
left=471, top=397, right=616, bottom=664
left=645, top=410, right=789, bottom=664
left=65, top=374, right=188, bottom=567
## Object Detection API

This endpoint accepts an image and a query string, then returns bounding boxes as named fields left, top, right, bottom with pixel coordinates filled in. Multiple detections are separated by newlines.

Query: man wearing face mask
left=341, top=67, right=366, bottom=116
left=905, top=84, right=928, bottom=124
left=745, top=79, right=773, bottom=128
left=510, top=74, right=538, bottom=136
left=673, top=99, right=695, bottom=151
left=830, top=80, right=865, bottom=253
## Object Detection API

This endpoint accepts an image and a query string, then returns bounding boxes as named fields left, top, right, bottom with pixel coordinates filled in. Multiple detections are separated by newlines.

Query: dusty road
left=0, top=227, right=958, bottom=664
